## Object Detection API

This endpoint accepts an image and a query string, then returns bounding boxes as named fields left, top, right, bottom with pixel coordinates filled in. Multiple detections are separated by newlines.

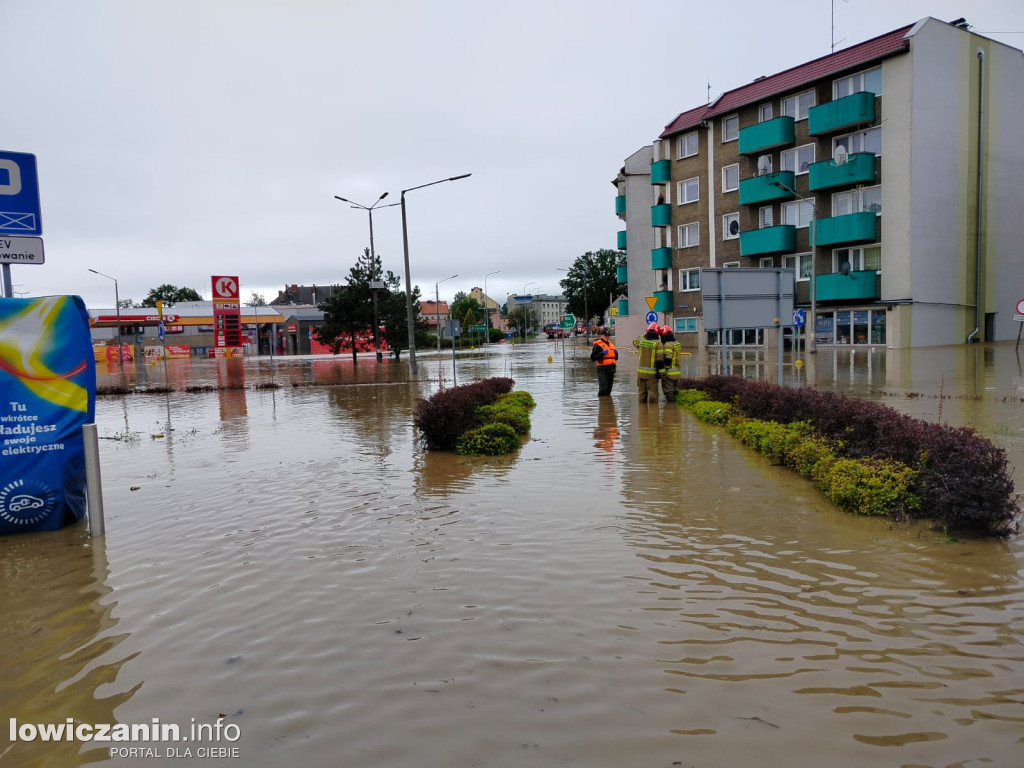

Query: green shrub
left=478, top=402, right=530, bottom=435
left=676, top=389, right=707, bottom=407
left=456, top=422, right=520, bottom=455
left=789, top=436, right=835, bottom=480
left=816, top=458, right=921, bottom=518
left=497, top=390, right=536, bottom=410
left=726, top=418, right=809, bottom=465
left=690, top=399, right=732, bottom=425
left=415, top=377, right=514, bottom=450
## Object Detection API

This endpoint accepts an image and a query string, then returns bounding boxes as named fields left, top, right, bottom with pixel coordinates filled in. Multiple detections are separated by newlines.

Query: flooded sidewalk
left=2, top=340, right=1022, bottom=767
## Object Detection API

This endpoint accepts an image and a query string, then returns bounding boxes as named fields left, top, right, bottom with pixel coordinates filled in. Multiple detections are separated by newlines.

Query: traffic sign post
left=0, top=151, right=43, bottom=297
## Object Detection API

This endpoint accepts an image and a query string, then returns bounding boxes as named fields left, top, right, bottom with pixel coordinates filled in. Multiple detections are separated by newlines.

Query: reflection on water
left=2, top=342, right=1022, bottom=767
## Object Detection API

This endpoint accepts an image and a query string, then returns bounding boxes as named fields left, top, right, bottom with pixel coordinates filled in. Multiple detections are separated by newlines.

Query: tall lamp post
left=435, top=273, right=458, bottom=355
left=334, top=192, right=400, bottom=363
left=772, top=181, right=817, bottom=352
left=522, top=281, right=536, bottom=343
left=88, top=268, right=125, bottom=376
left=483, top=270, right=500, bottom=347
left=400, top=173, right=472, bottom=376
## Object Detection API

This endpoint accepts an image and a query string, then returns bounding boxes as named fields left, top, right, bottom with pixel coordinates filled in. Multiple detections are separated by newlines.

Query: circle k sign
left=212, top=276, right=239, bottom=300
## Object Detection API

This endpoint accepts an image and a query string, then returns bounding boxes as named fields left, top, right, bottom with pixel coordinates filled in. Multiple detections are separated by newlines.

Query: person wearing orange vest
left=589, top=326, right=618, bottom=396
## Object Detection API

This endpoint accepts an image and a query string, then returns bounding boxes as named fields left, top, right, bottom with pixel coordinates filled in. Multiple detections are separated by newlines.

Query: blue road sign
left=158, top=321, right=166, bottom=342
left=0, top=151, right=42, bottom=236
left=645, top=310, right=658, bottom=324
left=793, top=308, right=806, bottom=328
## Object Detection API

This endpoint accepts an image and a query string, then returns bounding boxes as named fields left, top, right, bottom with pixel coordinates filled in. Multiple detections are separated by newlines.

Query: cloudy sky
left=3, top=0, right=1022, bottom=309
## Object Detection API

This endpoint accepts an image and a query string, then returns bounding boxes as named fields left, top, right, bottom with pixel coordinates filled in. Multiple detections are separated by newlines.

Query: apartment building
left=615, top=17, right=1024, bottom=349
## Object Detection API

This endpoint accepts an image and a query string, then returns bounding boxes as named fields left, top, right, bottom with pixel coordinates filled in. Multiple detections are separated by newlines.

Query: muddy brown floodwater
left=2, top=339, right=1023, bottom=768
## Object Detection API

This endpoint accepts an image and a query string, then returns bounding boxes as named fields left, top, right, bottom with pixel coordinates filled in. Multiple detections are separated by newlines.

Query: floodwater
left=2, top=339, right=1023, bottom=768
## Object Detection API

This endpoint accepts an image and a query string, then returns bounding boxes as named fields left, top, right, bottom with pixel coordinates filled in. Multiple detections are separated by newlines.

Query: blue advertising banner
left=0, top=296, right=96, bottom=534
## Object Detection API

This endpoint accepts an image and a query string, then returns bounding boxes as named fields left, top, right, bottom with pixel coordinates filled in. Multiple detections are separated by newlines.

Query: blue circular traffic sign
left=645, top=310, right=658, bottom=324
left=793, top=308, right=806, bottom=328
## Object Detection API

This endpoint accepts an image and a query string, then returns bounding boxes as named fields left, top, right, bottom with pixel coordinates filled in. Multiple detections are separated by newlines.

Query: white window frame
left=722, top=212, right=740, bottom=240
left=723, top=261, right=740, bottom=269
left=832, top=185, right=881, bottom=217
left=722, top=114, right=739, bottom=142
left=782, top=89, right=816, bottom=121
left=782, top=200, right=814, bottom=228
left=677, top=222, right=699, bottom=248
left=834, top=126, right=881, bottom=157
left=781, top=144, right=815, bottom=175
left=675, top=317, right=699, bottom=333
left=759, top=257, right=774, bottom=268
left=759, top=206, right=774, bottom=229
left=833, top=244, right=881, bottom=273
left=783, top=252, right=813, bottom=281
left=833, top=66, right=882, bottom=99
left=679, top=267, right=701, bottom=292
left=677, top=177, right=699, bottom=205
left=677, top=131, right=698, bottom=159
left=759, top=103, right=773, bottom=122
left=722, top=164, right=739, bottom=192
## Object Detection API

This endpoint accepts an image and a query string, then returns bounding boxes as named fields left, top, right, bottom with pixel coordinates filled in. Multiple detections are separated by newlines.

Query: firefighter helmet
left=647, top=322, right=660, bottom=332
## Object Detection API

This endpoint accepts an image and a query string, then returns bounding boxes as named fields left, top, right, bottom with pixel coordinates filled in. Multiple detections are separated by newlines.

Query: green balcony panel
left=651, top=159, right=671, bottom=184
left=738, top=171, right=796, bottom=206
left=651, top=204, right=672, bottom=227
left=738, top=116, right=795, bottom=155
left=815, top=271, right=879, bottom=302
left=617, top=298, right=629, bottom=316
left=808, top=152, right=876, bottom=191
left=739, top=225, right=796, bottom=257
left=653, top=291, right=673, bottom=312
left=617, top=230, right=627, bottom=250
left=808, top=91, right=877, bottom=136
left=651, top=247, right=672, bottom=270
left=814, top=212, right=878, bottom=246
left=615, top=194, right=626, bottom=215
left=616, top=265, right=628, bottom=283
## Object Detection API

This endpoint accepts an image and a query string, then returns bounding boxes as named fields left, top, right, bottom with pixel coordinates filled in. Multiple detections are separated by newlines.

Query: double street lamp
left=400, top=173, right=472, bottom=376
left=772, top=180, right=817, bottom=353
left=88, top=268, right=125, bottom=376
left=334, top=192, right=400, bottom=362
left=435, top=273, right=458, bottom=355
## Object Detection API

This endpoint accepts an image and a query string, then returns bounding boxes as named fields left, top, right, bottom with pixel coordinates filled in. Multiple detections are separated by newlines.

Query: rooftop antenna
left=832, top=0, right=849, bottom=53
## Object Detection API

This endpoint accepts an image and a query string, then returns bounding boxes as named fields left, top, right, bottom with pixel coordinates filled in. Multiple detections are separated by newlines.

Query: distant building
left=270, top=283, right=341, bottom=307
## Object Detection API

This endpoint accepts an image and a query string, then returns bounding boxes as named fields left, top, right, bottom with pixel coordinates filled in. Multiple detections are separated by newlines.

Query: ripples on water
left=1, top=343, right=1022, bottom=767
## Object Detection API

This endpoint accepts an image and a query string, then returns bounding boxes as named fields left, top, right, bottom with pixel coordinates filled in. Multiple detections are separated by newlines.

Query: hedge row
left=677, top=378, right=1018, bottom=537
left=415, top=378, right=536, bottom=455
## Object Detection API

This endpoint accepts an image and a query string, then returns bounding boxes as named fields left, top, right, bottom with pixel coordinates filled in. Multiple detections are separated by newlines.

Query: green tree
left=141, top=284, right=203, bottom=307
left=316, top=248, right=379, bottom=362
left=557, top=249, right=626, bottom=327
left=449, top=296, right=482, bottom=329
left=379, top=273, right=428, bottom=360
left=505, top=304, right=538, bottom=341
left=245, top=292, right=267, bottom=306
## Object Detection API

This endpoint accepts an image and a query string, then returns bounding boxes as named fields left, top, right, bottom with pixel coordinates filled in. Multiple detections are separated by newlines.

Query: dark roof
left=270, top=284, right=342, bottom=306
left=661, top=23, right=914, bottom=138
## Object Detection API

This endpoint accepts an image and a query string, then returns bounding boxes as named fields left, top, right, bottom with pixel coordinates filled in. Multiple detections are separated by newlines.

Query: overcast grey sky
left=3, top=0, right=1022, bottom=309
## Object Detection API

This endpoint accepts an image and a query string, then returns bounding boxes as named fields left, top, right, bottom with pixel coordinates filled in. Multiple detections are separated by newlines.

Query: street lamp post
left=522, top=281, right=536, bottom=343
left=558, top=267, right=590, bottom=340
left=88, top=268, right=125, bottom=377
left=400, top=173, right=472, bottom=376
left=772, top=181, right=817, bottom=353
left=334, top=192, right=400, bottom=363
left=483, top=270, right=500, bottom=347
left=435, top=274, right=458, bottom=356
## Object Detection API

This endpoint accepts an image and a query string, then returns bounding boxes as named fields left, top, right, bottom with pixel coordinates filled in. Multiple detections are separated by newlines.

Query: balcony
left=808, top=152, right=876, bottom=191
left=651, top=204, right=672, bottom=227
left=615, top=194, right=626, bottom=216
left=651, top=159, right=671, bottom=184
left=816, top=271, right=879, bottom=302
left=618, top=298, right=629, bottom=316
left=814, top=212, right=878, bottom=247
left=808, top=91, right=877, bottom=136
left=653, top=290, right=673, bottom=312
left=739, top=225, right=796, bottom=257
left=739, top=171, right=796, bottom=206
left=616, top=265, right=628, bottom=283
left=738, top=116, right=795, bottom=155
left=617, top=230, right=627, bottom=250
left=651, top=247, right=672, bottom=270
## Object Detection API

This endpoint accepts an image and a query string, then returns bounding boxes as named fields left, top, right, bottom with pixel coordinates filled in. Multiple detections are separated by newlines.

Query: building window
left=759, top=103, right=773, bottom=122
left=723, top=261, right=740, bottom=268
left=784, top=252, right=812, bottom=280
left=722, top=115, right=739, bottom=142
left=677, top=131, right=698, bottom=158
left=759, top=257, right=774, bottom=268
left=679, top=267, right=701, bottom=291
left=781, top=144, right=815, bottom=175
left=722, top=164, right=739, bottom=192
left=708, top=328, right=764, bottom=347
left=828, top=308, right=886, bottom=345
left=782, top=89, right=816, bottom=121
left=835, top=127, right=881, bottom=157
left=759, top=206, right=774, bottom=229
left=723, top=213, right=740, bottom=240
left=832, top=185, right=881, bottom=216
left=782, top=199, right=814, bottom=228
left=677, top=177, right=699, bottom=204
left=833, top=245, right=881, bottom=273
left=834, top=66, right=882, bottom=99
left=678, top=222, right=699, bottom=248
left=675, top=317, right=699, bottom=333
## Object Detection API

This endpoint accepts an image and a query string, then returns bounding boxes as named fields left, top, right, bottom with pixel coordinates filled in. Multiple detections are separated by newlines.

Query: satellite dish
left=728, top=218, right=740, bottom=236
left=833, top=145, right=849, bottom=166
left=757, top=155, right=772, bottom=176
left=840, top=261, right=852, bottom=276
